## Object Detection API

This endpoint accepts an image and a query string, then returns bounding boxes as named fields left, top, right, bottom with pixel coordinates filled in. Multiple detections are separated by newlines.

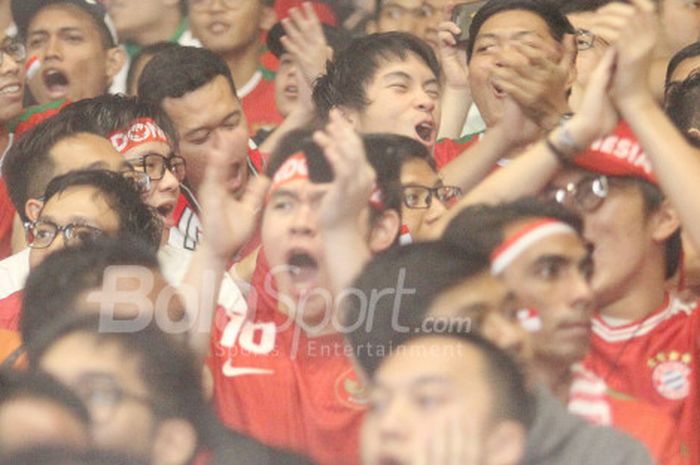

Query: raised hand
left=280, top=2, right=333, bottom=85
left=438, top=19, right=470, bottom=90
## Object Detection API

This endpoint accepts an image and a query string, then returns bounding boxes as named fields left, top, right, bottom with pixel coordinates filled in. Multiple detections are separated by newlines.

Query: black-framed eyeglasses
left=543, top=175, right=609, bottom=213
left=575, top=29, right=609, bottom=51
left=24, top=220, right=105, bottom=249
left=189, top=0, right=239, bottom=11
left=130, top=153, right=186, bottom=183
left=70, top=372, right=158, bottom=425
left=402, top=185, right=462, bottom=209
left=0, top=37, right=26, bottom=66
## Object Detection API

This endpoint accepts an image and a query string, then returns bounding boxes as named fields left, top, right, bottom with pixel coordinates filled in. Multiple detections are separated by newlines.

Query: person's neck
left=131, top=13, right=183, bottom=46
left=0, top=126, right=9, bottom=161
left=599, top=257, right=667, bottom=321
left=223, top=43, right=261, bottom=93
left=278, top=300, right=338, bottom=337
left=531, top=356, right=575, bottom=404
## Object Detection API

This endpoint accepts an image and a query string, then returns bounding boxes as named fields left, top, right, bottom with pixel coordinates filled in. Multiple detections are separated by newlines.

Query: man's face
left=163, top=75, right=248, bottom=197
left=400, top=158, right=447, bottom=241
left=468, top=10, right=559, bottom=127
left=103, top=0, right=170, bottom=43
left=428, top=271, right=533, bottom=367
left=274, top=53, right=300, bottom=118
left=28, top=185, right=122, bottom=268
left=362, top=336, right=496, bottom=465
left=499, top=220, right=594, bottom=365
left=0, top=38, right=25, bottom=124
left=50, top=132, right=130, bottom=177
left=188, top=0, right=265, bottom=55
left=122, top=141, right=181, bottom=229
left=39, top=332, right=159, bottom=460
left=25, top=4, right=117, bottom=104
left=351, top=54, right=441, bottom=149
left=376, top=0, right=451, bottom=55
left=658, top=0, right=700, bottom=54
left=546, top=169, right=660, bottom=308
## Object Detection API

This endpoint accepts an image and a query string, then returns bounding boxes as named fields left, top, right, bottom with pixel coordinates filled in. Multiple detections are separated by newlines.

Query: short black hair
left=266, top=130, right=405, bottom=223
left=551, top=0, right=616, bottom=14
left=343, top=240, right=490, bottom=376
left=396, top=332, right=533, bottom=428
left=41, top=170, right=162, bottom=252
left=21, top=238, right=160, bottom=347
left=138, top=46, right=237, bottom=105
left=443, top=197, right=584, bottom=255
left=26, top=314, right=212, bottom=451
left=0, top=369, right=90, bottom=426
left=313, top=32, right=441, bottom=121
left=60, top=94, right=180, bottom=150
left=2, top=108, right=96, bottom=222
left=665, top=71, right=700, bottom=135
left=126, top=42, right=182, bottom=95
left=665, top=41, right=700, bottom=86
left=0, top=446, right=151, bottom=465
left=467, top=0, right=575, bottom=61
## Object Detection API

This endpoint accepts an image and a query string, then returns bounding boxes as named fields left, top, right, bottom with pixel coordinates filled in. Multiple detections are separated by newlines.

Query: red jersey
left=240, top=70, right=283, bottom=137
left=0, top=290, right=22, bottom=332
left=433, top=132, right=481, bottom=170
left=208, top=252, right=365, bottom=465
left=584, top=294, right=700, bottom=462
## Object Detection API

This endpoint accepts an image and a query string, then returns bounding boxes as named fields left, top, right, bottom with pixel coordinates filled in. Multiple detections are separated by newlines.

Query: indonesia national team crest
left=650, top=351, right=692, bottom=400
left=335, top=368, right=368, bottom=409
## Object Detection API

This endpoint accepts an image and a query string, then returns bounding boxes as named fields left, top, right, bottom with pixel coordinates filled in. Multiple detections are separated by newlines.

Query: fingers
left=241, top=175, right=271, bottom=214
left=588, top=47, right=617, bottom=93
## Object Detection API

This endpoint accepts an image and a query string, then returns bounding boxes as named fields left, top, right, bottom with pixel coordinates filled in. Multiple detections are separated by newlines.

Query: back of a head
left=344, top=241, right=489, bottom=376
left=0, top=447, right=150, bottom=465
left=21, top=238, right=159, bottom=347
left=127, top=42, right=182, bottom=95
left=42, top=170, right=162, bottom=252
left=467, top=0, right=575, bottom=60
left=552, top=0, right=616, bottom=15
left=665, top=41, right=700, bottom=85
left=665, top=71, right=700, bottom=134
left=443, top=198, right=583, bottom=256
left=138, top=46, right=237, bottom=105
left=313, top=32, right=441, bottom=121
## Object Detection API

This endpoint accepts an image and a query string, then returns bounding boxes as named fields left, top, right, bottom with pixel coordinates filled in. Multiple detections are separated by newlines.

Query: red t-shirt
left=584, top=294, right=700, bottom=463
left=0, top=290, right=23, bottom=332
left=433, top=132, right=481, bottom=170
left=240, top=71, right=283, bottom=137
left=208, top=252, right=365, bottom=465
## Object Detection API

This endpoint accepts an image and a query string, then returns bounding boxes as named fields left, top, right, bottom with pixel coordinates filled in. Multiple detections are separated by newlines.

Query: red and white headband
left=490, top=218, right=576, bottom=275
left=108, top=117, right=169, bottom=154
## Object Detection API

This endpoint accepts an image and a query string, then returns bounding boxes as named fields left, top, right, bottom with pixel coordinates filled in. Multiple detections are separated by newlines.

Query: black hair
left=443, top=197, right=584, bottom=255
left=398, top=331, right=533, bottom=428
left=0, top=446, right=151, bottom=465
left=2, top=108, right=96, bottom=222
left=343, top=240, right=490, bottom=376
left=138, top=46, right=237, bottom=105
left=467, top=0, right=575, bottom=61
left=665, top=41, right=700, bottom=86
left=59, top=94, right=180, bottom=150
left=665, top=71, right=700, bottom=135
left=126, top=42, right=182, bottom=96
left=26, top=314, right=211, bottom=451
left=551, top=0, right=616, bottom=14
left=313, top=32, right=441, bottom=121
left=266, top=130, right=404, bottom=224
left=0, top=369, right=90, bottom=426
left=21, top=238, right=160, bottom=347
left=41, top=170, right=162, bottom=252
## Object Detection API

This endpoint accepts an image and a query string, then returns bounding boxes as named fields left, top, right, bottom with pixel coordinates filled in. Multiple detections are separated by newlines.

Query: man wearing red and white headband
left=443, top=199, right=687, bottom=465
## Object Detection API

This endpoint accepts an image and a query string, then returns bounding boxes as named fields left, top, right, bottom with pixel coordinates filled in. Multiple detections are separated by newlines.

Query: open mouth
left=156, top=202, right=175, bottom=219
left=415, top=122, right=434, bottom=144
left=43, top=69, right=70, bottom=97
left=286, top=250, right=320, bottom=291
left=208, top=21, right=230, bottom=34
left=378, top=455, right=405, bottom=465
left=284, top=85, right=299, bottom=98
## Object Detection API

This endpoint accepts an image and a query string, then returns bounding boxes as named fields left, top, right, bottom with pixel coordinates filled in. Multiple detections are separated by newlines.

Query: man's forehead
left=268, top=179, right=330, bottom=198
left=476, top=9, right=552, bottom=39
left=28, top=3, right=100, bottom=34
left=49, top=133, right=124, bottom=169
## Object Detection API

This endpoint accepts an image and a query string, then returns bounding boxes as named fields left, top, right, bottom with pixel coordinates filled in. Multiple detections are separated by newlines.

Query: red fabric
left=274, top=0, right=338, bottom=25
left=0, top=179, right=16, bottom=260
left=241, top=75, right=283, bottom=137
left=0, top=290, right=23, bottom=332
left=584, top=295, right=700, bottom=463
left=574, top=121, right=657, bottom=185
left=433, top=134, right=480, bottom=169
left=208, top=251, right=365, bottom=465
left=0, top=329, right=22, bottom=368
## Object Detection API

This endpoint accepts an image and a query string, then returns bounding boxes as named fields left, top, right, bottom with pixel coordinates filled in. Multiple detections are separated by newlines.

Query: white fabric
left=0, top=248, right=30, bottom=299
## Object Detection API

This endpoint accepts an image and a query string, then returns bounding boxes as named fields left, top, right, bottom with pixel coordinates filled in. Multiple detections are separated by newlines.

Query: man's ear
left=368, top=209, right=401, bottom=253
left=484, top=421, right=527, bottom=465
left=105, top=46, right=127, bottom=83
left=650, top=200, right=681, bottom=243
left=151, top=418, right=198, bottom=465
left=260, top=4, right=278, bottom=31
left=24, top=199, right=43, bottom=223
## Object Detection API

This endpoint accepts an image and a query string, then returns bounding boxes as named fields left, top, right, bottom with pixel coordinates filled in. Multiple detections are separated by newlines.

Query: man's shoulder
left=433, top=131, right=484, bottom=169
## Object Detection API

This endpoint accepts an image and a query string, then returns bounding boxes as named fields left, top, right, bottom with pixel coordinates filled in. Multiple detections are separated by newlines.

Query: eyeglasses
left=575, top=29, right=609, bottom=51
left=543, top=175, right=609, bottom=212
left=130, top=154, right=187, bottom=183
left=70, top=372, right=157, bottom=425
left=24, top=220, right=105, bottom=249
left=380, top=2, right=438, bottom=21
left=0, top=37, right=26, bottom=66
left=189, top=0, right=239, bottom=11
left=402, top=185, right=462, bottom=209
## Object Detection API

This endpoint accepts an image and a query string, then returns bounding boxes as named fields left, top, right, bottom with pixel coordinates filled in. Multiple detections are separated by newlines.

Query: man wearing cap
left=11, top=0, right=125, bottom=106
